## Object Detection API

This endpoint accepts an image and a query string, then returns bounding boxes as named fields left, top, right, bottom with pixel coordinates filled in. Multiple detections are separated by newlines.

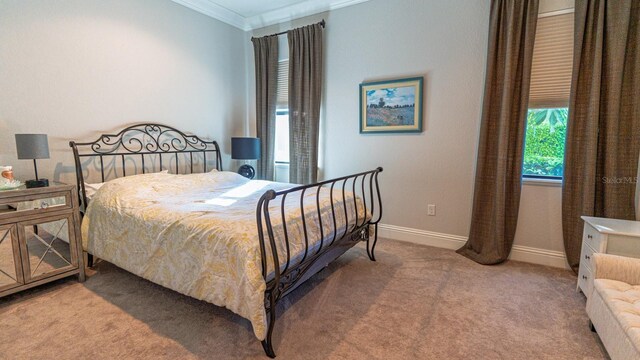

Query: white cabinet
left=577, top=216, right=640, bottom=298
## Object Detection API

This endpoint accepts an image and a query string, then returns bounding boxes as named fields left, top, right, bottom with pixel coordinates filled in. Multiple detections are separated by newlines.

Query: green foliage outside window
left=523, top=108, right=568, bottom=177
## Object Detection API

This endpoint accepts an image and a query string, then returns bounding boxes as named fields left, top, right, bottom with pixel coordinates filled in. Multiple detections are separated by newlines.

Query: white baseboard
left=377, top=224, right=569, bottom=269
left=377, top=224, right=466, bottom=250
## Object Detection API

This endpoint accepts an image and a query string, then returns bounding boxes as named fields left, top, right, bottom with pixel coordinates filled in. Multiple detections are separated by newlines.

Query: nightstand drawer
left=580, top=241, right=596, bottom=271
left=0, top=191, right=72, bottom=221
left=583, top=224, right=604, bottom=251
left=578, top=264, right=593, bottom=297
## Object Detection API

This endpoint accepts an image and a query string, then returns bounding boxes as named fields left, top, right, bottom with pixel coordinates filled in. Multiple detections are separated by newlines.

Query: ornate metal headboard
left=69, top=123, right=222, bottom=212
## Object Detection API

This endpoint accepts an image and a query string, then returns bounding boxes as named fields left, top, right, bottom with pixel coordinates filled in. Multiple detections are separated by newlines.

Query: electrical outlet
left=427, top=204, right=436, bottom=216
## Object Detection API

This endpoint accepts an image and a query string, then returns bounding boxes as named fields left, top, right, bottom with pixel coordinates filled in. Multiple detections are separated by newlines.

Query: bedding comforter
left=82, top=170, right=365, bottom=340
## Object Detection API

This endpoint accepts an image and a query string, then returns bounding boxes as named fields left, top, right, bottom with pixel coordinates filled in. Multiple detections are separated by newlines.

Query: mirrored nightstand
left=0, top=183, right=85, bottom=297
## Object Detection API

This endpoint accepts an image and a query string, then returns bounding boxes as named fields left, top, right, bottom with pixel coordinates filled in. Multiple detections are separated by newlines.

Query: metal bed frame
left=69, top=124, right=383, bottom=357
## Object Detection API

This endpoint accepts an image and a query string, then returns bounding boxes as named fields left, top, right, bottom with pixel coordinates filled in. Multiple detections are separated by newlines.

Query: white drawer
left=580, top=241, right=597, bottom=271
left=578, top=263, right=593, bottom=297
left=583, top=223, right=605, bottom=251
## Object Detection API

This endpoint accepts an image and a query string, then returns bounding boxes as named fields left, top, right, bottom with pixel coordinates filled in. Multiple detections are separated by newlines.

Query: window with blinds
left=274, top=59, right=290, bottom=165
left=276, top=60, right=288, bottom=109
left=528, top=12, right=574, bottom=108
left=523, top=10, right=574, bottom=179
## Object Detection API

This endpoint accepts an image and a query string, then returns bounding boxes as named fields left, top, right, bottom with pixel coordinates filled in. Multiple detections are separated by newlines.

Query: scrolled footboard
left=255, top=167, right=383, bottom=357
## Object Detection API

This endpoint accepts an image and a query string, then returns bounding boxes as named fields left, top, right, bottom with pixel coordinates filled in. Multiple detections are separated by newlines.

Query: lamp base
left=25, top=179, right=49, bottom=188
left=237, top=165, right=256, bottom=179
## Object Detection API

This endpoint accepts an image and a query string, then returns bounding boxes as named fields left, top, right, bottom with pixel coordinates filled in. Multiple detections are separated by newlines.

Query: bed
left=69, top=124, right=383, bottom=357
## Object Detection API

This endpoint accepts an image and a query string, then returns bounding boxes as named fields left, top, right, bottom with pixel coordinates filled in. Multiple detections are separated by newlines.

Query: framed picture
left=359, top=76, right=423, bottom=134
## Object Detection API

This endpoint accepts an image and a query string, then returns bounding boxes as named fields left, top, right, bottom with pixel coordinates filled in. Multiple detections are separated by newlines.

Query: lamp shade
left=231, top=137, right=260, bottom=160
left=15, top=134, right=50, bottom=159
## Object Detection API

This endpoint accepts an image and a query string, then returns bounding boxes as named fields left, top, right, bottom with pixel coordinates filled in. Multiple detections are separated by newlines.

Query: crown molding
left=245, top=0, right=371, bottom=30
left=172, top=0, right=372, bottom=31
left=171, top=0, right=248, bottom=30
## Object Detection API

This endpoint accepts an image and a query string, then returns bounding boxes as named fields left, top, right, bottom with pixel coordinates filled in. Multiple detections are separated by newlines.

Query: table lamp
left=15, top=134, right=50, bottom=188
left=231, top=137, right=260, bottom=179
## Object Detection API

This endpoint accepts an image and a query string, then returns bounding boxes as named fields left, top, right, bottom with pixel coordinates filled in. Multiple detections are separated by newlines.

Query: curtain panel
left=287, top=23, right=323, bottom=184
left=252, top=36, right=279, bottom=181
left=457, top=0, right=539, bottom=264
left=562, top=0, right=640, bottom=272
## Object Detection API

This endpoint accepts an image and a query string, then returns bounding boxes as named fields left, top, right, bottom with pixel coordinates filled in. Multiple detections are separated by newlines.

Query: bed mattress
left=82, top=170, right=365, bottom=340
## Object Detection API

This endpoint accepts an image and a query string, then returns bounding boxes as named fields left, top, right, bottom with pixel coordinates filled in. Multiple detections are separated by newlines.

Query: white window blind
left=528, top=12, right=574, bottom=108
left=276, top=60, right=288, bottom=109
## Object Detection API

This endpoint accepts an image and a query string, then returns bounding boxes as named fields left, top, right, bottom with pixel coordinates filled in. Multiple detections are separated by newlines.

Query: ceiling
left=208, top=0, right=310, bottom=18
left=171, top=0, right=371, bottom=31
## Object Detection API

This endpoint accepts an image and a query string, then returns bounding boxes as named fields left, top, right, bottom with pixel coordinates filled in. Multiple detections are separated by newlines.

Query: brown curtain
left=562, top=0, right=640, bottom=273
left=457, top=0, right=539, bottom=264
left=251, top=36, right=279, bottom=180
left=288, top=23, right=323, bottom=184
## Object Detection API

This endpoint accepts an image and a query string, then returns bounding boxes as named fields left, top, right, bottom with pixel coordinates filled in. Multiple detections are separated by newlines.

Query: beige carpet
left=0, top=239, right=608, bottom=359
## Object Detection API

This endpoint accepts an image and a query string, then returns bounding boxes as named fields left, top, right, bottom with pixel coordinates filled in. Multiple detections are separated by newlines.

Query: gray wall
left=248, top=0, right=489, bottom=238
left=1, top=0, right=573, bottom=262
left=0, top=0, right=247, bottom=183
left=248, top=0, right=572, bottom=260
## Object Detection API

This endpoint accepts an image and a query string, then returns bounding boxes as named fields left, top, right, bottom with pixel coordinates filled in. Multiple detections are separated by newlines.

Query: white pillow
left=83, top=170, right=170, bottom=199
left=83, top=182, right=105, bottom=200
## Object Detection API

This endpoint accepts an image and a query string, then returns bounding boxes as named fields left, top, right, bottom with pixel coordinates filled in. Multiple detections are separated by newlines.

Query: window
left=275, top=60, right=289, bottom=164
left=523, top=10, right=574, bottom=179
left=523, top=108, right=568, bottom=178
left=274, top=110, right=289, bottom=163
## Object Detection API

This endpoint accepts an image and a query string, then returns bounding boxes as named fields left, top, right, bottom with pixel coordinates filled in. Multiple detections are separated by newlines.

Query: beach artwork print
left=360, top=77, right=423, bottom=133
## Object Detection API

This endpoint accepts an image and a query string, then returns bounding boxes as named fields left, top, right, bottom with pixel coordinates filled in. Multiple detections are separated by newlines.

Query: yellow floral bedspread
left=82, top=170, right=366, bottom=340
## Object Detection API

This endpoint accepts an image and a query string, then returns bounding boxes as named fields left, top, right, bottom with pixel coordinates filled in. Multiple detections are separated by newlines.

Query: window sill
left=522, top=177, right=562, bottom=187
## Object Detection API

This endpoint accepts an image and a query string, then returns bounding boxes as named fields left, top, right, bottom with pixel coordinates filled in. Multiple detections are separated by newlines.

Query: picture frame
left=359, top=76, right=424, bottom=134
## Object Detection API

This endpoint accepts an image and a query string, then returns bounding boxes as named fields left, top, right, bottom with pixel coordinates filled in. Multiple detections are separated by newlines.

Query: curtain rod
left=251, top=20, right=325, bottom=40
